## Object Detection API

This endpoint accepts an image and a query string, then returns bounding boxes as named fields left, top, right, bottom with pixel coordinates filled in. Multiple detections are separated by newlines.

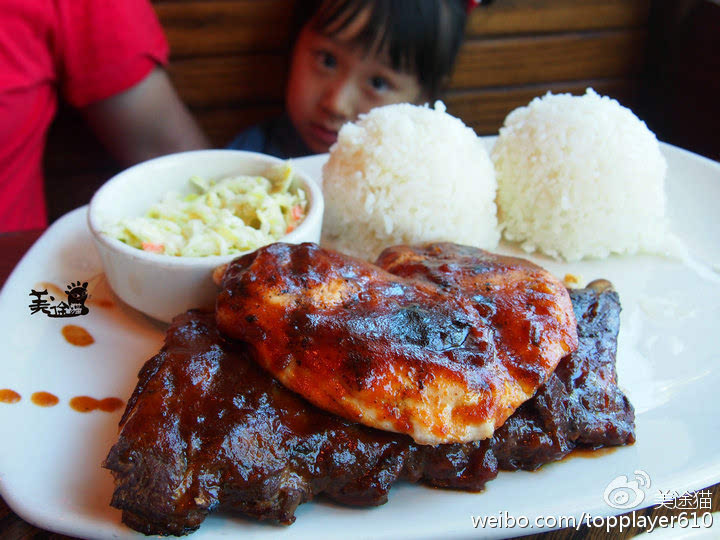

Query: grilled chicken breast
left=216, top=242, right=577, bottom=445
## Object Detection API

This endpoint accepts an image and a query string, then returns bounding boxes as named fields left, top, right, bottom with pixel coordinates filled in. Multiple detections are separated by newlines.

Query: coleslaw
left=105, top=162, right=307, bottom=257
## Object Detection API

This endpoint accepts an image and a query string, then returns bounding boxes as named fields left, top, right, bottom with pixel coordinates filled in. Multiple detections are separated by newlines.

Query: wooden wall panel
left=154, top=0, right=295, bottom=57
left=167, top=54, right=288, bottom=107
left=450, top=30, right=646, bottom=89
left=466, top=0, right=651, bottom=36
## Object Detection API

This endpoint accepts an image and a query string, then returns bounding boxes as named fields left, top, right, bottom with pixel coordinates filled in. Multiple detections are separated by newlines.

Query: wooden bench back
left=44, top=0, right=652, bottom=222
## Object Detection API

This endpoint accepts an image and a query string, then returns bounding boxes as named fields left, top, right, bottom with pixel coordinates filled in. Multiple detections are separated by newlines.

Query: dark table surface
left=1, top=229, right=718, bottom=539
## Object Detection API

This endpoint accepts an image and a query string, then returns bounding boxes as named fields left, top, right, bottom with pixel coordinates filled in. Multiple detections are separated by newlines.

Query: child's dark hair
left=294, top=0, right=469, bottom=100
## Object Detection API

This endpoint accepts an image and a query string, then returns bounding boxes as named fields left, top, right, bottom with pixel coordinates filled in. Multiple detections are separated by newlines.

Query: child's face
left=286, top=15, right=426, bottom=154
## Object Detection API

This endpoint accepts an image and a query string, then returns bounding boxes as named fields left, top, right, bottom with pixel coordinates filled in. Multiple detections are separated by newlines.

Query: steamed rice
left=321, top=102, right=499, bottom=261
left=492, top=88, right=673, bottom=262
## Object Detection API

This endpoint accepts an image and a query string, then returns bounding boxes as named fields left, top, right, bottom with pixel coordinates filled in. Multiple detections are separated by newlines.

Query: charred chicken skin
left=216, top=242, right=578, bottom=444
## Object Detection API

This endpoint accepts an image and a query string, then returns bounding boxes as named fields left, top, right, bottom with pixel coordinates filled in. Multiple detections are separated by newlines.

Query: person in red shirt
left=0, top=0, right=210, bottom=232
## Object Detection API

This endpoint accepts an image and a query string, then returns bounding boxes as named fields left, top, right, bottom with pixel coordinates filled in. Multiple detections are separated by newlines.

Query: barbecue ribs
left=105, top=259, right=633, bottom=536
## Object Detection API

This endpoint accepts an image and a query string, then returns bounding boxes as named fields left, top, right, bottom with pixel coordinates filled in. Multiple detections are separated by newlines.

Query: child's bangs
left=311, top=0, right=420, bottom=74
left=309, top=0, right=466, bottom=98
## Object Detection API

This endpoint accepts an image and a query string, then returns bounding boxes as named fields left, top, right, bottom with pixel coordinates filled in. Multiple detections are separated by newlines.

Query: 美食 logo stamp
left=29, top=281, right=90, bottom=317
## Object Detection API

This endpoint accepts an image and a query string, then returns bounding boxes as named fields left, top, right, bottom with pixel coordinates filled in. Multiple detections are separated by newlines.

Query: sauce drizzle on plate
left=0, top=389, right=21, bottom=404
left=31, top=391, right=59, bottom=407
left=69, top=396, right=124, bottom=413
left=564, top=446, right=619, bottom=460
left=62, top=325, right=94, bottom=347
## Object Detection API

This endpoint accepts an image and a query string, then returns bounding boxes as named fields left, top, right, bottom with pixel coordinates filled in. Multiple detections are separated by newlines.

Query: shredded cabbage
left=106, top=162, right=307, bottom=257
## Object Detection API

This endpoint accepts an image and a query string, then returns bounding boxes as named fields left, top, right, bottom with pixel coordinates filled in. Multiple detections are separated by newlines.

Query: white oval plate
left=1, top=142, right=719, bottom=539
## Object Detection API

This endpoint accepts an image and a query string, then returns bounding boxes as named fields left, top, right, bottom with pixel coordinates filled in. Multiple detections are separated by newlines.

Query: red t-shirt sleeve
left=55, top=0, right=170, bottom=107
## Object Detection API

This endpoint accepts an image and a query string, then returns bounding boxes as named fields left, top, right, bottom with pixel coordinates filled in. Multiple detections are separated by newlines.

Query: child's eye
left=317, top=51, right=337, bottom=69
left=369, top=76, right=389, bottom=92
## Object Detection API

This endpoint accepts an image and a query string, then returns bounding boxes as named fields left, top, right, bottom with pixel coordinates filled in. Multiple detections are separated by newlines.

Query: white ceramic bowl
left=87, top=150, right=324, bottom=323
